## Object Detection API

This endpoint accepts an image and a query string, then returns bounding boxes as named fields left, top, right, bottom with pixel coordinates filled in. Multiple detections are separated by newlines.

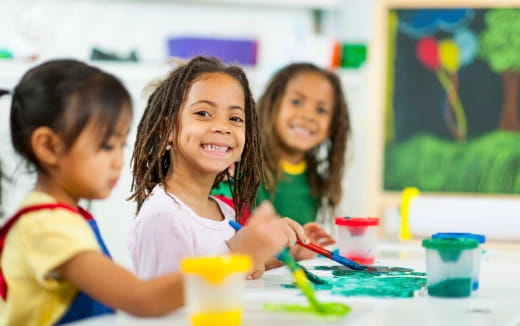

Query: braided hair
left=129, top=56, right=261, bottom=220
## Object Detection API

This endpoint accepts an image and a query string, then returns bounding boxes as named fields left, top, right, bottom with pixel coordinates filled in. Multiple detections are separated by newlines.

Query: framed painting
left=370, top=0, right=520, bottom=208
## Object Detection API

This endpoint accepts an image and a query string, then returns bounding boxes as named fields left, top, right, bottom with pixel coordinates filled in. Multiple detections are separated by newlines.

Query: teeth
left=291, top=126, right=311, bottom=135
left=203, top=144, right=228, bottom=152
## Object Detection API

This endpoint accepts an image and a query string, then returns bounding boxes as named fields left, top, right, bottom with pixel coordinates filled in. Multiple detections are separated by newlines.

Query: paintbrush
left=229, top=220, right=369, bottom=271
left=296, top=240, right=374, bottom=271
left=228, top=220, right=325, bottom=312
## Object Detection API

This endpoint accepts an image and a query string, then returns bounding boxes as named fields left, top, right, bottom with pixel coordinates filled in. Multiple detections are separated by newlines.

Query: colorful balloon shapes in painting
left=416, top=37, right=467, bottom=141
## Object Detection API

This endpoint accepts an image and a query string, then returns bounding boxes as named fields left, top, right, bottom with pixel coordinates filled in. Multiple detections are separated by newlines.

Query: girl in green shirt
left=256, top=63, right=350, bottom=249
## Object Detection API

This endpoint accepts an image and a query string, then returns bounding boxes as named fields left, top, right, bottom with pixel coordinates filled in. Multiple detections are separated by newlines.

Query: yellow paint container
left=181, top=255, right=252, bottom=326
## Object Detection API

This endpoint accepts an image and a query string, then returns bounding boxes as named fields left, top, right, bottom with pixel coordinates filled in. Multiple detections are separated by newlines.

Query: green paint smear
left=283, top=265, right=426, bottom=298
left=263, top=302, right=351, bottom=317
left=427, top=278, right=472, bottom=297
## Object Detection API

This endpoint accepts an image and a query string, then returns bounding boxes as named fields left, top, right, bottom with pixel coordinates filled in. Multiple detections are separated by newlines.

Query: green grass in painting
left=384, top=131, right=520, bottom=193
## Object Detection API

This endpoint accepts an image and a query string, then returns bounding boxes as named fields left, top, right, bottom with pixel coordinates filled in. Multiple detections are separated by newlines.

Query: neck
left=164, top=165, right=216, bottom=212
left=278, top=148, right=305, bottom=165
left=35, top=173, right=79, bottom=207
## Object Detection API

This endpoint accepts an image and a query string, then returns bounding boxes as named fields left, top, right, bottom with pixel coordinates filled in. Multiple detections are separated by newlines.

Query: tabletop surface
left=64, top=241, right=520, bottom=326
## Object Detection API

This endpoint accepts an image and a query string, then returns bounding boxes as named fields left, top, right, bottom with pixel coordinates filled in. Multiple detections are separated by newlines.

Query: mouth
left=289, top=125, right=314, bottom=136
left=109, top=178, right=119, bottom=188
left=200, top=143, right=233, bottom=153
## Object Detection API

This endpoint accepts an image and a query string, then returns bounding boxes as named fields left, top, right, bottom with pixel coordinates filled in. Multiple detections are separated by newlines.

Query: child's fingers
left=280, top=221, right=297, bottom=247
left=317, top=237, right=336, bottom=247
left=282, top=217, right=309, bottom=244
left=247, top=268, right=265, bottom=280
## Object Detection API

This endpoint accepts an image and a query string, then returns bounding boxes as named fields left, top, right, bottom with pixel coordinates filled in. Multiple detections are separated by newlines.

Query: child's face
left=53, top=108, right=131, bottom=201
left=173, top=72, right=246, bottom=176
left=275, top=71, right=334, bottom=158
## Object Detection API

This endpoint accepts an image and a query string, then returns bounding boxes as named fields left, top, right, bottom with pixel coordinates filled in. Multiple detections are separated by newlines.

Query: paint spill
left=283, top=265, right=426, bottom=298
left=263, top=302, right=351, bottom=317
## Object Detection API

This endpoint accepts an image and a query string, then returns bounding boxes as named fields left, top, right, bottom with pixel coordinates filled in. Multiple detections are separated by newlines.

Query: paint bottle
left=422, top=238, right=479, bottom=297
left=431, top=232, right=486, bottom=290
left=334, top=217, right=379, bottom=265
left=180, top=255, right=252, bottom=326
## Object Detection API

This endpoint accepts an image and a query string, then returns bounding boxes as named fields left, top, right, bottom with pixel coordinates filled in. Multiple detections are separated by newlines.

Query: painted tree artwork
left=384, top=8, right=520, bottom=194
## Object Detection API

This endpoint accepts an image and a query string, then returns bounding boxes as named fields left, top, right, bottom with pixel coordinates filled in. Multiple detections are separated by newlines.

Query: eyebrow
left=190, top=100, right=244, bottom=112
left=291, top=91, right=329, bottom=106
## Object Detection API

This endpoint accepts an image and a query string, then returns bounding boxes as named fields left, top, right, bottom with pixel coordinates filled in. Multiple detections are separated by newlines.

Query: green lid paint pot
left=432, top=233, right=486, bottom=290
left=422, top=238, right=479, bottom=298
left=335, top=217, right=379, bottom=265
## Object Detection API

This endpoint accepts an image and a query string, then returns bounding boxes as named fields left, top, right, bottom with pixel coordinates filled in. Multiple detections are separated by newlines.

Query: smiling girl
left=127, top=56, right=308, bottom=280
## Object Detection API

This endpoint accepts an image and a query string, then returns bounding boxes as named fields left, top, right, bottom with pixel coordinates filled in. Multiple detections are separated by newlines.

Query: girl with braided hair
left=128, top=56, right=308, bottom=280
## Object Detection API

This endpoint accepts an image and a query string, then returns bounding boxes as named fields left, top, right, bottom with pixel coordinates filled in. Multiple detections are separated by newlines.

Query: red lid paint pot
left=334, top=217, right=379, bottom=265
left=422, top=238, right=479, bottom=298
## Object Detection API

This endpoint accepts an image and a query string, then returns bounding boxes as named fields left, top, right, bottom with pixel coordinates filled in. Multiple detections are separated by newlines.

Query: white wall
left=0, top=0, right=376, bottom=267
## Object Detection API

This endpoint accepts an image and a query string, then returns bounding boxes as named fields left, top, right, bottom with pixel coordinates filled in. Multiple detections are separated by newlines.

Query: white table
left=65, top=242, right=520, bottom=326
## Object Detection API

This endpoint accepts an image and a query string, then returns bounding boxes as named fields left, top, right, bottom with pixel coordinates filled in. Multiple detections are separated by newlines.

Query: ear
left=31, top=127, right=65, bottom=167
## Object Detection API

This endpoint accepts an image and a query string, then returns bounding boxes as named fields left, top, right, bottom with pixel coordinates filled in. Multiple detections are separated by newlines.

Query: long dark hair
left=129, top=56, right=261, bottom=220
left=257, top=63, right=350, bottom=211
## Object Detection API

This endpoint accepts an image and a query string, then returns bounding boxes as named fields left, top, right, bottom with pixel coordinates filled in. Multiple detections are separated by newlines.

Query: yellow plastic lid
left=180, top=255, right=252, bottom=284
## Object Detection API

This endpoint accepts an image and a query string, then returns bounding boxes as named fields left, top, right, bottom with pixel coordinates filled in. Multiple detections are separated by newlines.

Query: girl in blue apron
left=0, top=60, right=186, bottom=326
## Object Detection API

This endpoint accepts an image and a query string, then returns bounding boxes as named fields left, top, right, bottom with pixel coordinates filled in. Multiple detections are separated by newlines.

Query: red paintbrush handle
left=296, top=240, right=332, bottom=257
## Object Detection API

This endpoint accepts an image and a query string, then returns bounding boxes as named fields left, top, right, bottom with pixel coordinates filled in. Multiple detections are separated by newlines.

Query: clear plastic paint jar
left=334, top=217, right=379, bottom=265
left=432, top=232, right=486, bottom=290
left=422, top=238, right=479, bottom=298
left=180, top=255, right=252, bottom=326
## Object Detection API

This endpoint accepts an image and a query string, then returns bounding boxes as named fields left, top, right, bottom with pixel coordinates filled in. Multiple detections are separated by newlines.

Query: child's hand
left=247, top=263, right=266, bottom=280
left=226, top=201, right=307, bottom=265
left=290, top=222, right=336, bottom=261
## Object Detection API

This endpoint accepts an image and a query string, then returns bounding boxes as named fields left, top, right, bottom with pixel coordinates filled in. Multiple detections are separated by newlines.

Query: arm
left=58, top=251, right=184, bottom=317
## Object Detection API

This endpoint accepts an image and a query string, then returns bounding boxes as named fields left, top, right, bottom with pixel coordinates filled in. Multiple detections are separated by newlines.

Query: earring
left=166, top=144, right=171, bottom=151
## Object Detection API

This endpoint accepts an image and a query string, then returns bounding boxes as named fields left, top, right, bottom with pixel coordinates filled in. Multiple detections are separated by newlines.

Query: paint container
left=180, top=255, right=252, bottom=326
left=422, top=238, right=479, bottom=298
left=432, top=232, right=486, bottom=290
left=334, top=217, right=379, bottom=265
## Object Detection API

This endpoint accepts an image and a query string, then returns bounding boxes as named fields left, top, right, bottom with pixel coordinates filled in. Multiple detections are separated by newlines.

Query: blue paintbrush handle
left=331, top=253, right=366, bottom=270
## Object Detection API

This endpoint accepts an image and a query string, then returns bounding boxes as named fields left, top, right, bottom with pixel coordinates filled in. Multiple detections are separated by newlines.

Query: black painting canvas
left=384, top=8, right=520, bottom=194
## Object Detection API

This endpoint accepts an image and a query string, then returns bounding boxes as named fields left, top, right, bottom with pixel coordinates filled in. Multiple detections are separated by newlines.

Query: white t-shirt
left=128, top=185, right=236, bottom=279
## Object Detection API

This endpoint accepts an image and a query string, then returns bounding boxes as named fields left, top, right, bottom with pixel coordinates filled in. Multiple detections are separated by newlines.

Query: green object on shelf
left=341, top=43, right=367, bottom=68
left=0, top=49, right=13, bottom=59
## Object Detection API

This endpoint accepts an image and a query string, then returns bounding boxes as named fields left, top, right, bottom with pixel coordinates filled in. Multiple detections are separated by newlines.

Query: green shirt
left=210, top=165, right=320, bottom=225
left=256, top=170, right=319, bottom=225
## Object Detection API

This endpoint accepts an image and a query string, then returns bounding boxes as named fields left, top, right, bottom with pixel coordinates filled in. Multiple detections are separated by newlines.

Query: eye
left=290, top=98, right=302, bottom=107
left=101, top=144, right=114, bottom=151
left=230, top=116, right=244, bottom=123
left=195, top=111, right=210, bottom=117
left=317, top=107, right=329, bottom=115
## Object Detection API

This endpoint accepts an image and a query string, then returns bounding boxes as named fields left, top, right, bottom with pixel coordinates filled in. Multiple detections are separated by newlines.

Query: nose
left=300, top=105, right=315, bottom=122
left=211, top=120, right=232, bottom=134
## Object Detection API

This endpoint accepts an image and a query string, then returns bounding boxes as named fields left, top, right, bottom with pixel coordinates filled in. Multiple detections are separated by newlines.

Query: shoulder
left=211, top=196, right=236, bottom=221
left=11, top=191, right=94, bottom=239
left=132, top=187, right=196, bottom=232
